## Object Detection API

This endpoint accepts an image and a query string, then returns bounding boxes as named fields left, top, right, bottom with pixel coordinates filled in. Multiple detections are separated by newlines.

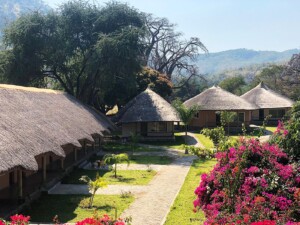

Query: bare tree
left=143, top=14, right=208, bottom=83
left=280, top=54, right=300, bottom=100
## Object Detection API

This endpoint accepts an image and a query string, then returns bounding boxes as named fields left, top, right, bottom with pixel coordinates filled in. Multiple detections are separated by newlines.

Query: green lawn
left=142, top=133, right=185, bottom=150
left=193, top=133, right=214, bottom=149
left=62, top=169, right=156, bottom=185
left=24, top=194, right=134, bottom=223
left=265, top=126, right=277, bottom=133
left=129, top=155, right=173, bottom=165
left=103, top=143, right=164, bottom=153
left=90, top=155, right=173, bottom=165
left=164, top=159, right=216, bottom=225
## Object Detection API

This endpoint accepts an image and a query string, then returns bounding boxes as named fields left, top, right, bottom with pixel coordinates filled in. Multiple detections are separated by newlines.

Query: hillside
left=196, top=48, right=300, bottom=75
left=0, top=0, right=49, bottom=37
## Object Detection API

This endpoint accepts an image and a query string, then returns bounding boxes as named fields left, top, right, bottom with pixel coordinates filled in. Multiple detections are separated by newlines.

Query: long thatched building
left=184, top=86, right=258, bottom=128
left=0, top=84, right=114, bottom=213
left=241, top=82, right=294, bottom=124
left=116, top=88, right=180, bottom=140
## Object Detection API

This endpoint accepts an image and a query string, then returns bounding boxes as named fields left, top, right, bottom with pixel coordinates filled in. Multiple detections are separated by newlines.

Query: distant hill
left=196, top=48, right=300, bottom=75
left=0, top=0, right=49, bottom=38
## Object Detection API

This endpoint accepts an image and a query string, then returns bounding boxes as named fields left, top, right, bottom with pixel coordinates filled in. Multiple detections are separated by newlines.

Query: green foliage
left=172, top=100, right=200, bottom=152
left=272, top=101, right=300, bottom=160
left=1, top=0, right=145, bottom=112
left=220, top=111, right=237, bottom=135
left=218, top=138, right=239, bottom=152
left=79, top=173, right=107, bottom=208
left=219, top=76, right=246, bottom=95
left=185, top=145, right=214, bottom=159
left=103, top=153, right=130, bottom=178
left=136, top=67, right=173, bottom=97
left=201, top=127, right=226, bottom=146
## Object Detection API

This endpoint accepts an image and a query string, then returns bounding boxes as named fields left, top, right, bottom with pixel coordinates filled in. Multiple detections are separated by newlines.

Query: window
left=194, top=112, right=199, bottom=118
left=148, top=122, right=167, bottom=132
left=269, top=109, right=285, bottom=119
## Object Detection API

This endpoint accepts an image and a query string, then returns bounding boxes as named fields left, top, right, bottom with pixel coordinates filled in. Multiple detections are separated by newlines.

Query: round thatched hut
left=184, top=86, right=258, bottom=128
left=117, top=88, right=180, bottom=140
left=241, top=82, right=294, bottom=124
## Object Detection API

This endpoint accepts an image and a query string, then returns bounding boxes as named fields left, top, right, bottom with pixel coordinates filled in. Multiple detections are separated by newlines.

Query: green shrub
left=185, top=145, right=214, bottom=159
left=201, top=127, right=226, bottom=145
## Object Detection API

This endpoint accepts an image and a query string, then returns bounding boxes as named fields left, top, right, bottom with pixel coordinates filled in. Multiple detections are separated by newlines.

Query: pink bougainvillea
left=194, top=138, right=300, bottom=224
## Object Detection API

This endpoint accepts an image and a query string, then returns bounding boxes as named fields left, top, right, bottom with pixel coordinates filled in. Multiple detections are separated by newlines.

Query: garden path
left=185, top=132, right=205, bottom=148
left=48, top=151, right=197, bottom=225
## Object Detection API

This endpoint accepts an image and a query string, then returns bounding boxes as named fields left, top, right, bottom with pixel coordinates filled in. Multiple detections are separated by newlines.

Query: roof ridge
left=0, top=84, right=63, bottom=94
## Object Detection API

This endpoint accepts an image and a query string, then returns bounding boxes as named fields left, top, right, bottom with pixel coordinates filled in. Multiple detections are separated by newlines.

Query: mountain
left=196, top=48, right=300, bottom=75
left=0, top=0, right=50, bottom=37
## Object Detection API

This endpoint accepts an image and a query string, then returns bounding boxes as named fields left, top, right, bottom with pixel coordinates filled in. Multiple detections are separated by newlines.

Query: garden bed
left=62, top=169, right=156, bottom=185
left=23, top=194, right=134, bottom=223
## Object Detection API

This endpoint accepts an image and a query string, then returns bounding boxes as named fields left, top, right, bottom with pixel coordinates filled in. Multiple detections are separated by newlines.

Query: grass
left=193, top=133, right=214, bottom=149
left=103, top=143, right=164, bottom=153
left=265, top=126, right=277, bottom=133
left=62, top=169, right=156, bottom=185
left=164, top=159, right=216, bottom=225
left=142, top=133, right=185, bottom=150
left=24, top=194, right=134, bottom=223
left=90, top=155, right=173, bottom=165
left=129, top=155, right=173, bottom=165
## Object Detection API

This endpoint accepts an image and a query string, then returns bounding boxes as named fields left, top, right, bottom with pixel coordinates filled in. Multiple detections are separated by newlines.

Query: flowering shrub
left=75, top=214, right=127, bottom=225
left=194, top=138, right=300, bottom=224
left=0, top=214, right=129, bottom=225
left=0, top=215, right=30, bottom=225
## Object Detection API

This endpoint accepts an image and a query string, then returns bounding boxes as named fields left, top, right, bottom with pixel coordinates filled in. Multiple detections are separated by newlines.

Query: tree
left=219, top=76, right=246, bottom=95
left=172, top=100, right=199, bottom=154
left=136, top=67, right=173, bottom=98
left=220, top=111, right=237, bottom=135
left=250, top=65, right=285, bottom=93
left=103, top=153, right=130, bottom=178
left=1, top=0, right=145, bottom=112
left=280, top=54, right=300, bottom=100
left=142, top=14, right=207, bottom=83
left=79, top=173, right=107, bottom=208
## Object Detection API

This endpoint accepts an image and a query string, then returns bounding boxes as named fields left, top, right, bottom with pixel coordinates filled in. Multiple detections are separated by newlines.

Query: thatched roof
left=241, top=82, right=294, bottom=109
left=117, top=88, right=180, bottom=123
left=184, top=86, right=258, bottom=110
left=0, top=84, right=115, bottom=173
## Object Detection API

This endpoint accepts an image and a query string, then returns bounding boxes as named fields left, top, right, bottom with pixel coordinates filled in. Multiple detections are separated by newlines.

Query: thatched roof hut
left=0, top=84, right=115, bottom=173
left=241, top=82, right=294, bottom=108
left=184, top=86, right=258, bottom=110
left=117, top=88, right=180, bottom=123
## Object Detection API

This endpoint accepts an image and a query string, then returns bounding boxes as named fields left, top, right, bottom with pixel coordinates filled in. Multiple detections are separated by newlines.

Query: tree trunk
left=114, top=163, right=117, bottom=178
left=185, top=125, right=188, bottom=154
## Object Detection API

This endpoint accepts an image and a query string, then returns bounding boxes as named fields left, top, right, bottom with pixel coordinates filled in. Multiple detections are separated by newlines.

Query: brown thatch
left=184, top=86, right=258, bottom=110
left=241, top=82, right=294, bottom=108
left=117, top=88, right=180, bottom=123
left=0, top=84, right=115, bottom=173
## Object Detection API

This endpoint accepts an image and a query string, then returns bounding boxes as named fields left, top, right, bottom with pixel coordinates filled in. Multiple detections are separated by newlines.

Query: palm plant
left=79, top=173, right=107, bottom=208
left=103, top=153, right=130, bottom=178
left=220, top=111, right=237, bottom=135
left=173, top=100, right=200, bottom=154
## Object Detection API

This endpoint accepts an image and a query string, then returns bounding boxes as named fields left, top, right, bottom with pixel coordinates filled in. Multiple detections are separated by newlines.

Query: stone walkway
left=185, top=132, right=205, bottom=148
left=48, top=151, right=197, bottom=225
left=120, top=155, right=196, bottom=225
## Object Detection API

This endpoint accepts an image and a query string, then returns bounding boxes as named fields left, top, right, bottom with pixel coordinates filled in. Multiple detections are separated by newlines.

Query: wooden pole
left=84, top=141, right=87, bottom=155
left=43, top=155, right=47, bottom=182
left=98, top=137, right=101, bottom=150
left=61, top=159, right=64, bottom=170
left=74, top=148, right=77, bottom=161
left=18, top=169, right=23, bottom=199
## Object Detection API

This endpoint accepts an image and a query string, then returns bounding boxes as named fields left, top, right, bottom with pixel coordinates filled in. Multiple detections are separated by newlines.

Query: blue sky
left=44, top=0, right=300, bottom=52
